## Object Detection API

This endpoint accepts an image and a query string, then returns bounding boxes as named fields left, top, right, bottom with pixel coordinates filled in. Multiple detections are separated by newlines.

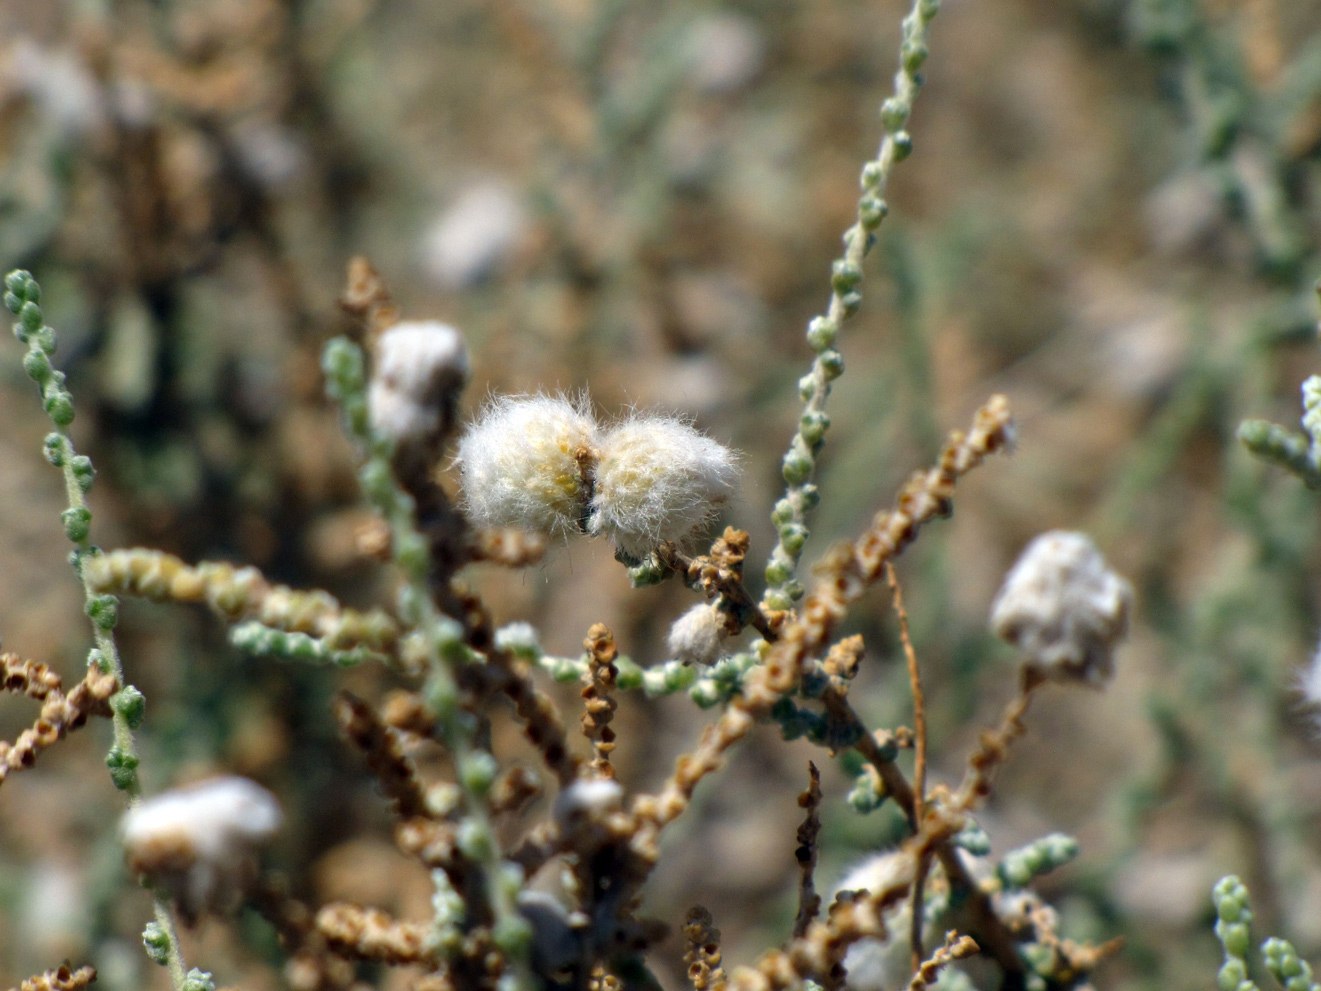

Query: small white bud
left=589, top=416, right=739, bottom=558
left=666, top=602, right=728, bottom=665
left=121, top=777, right=282, bottom=921
left=553, top=777, right=623, bottom=826
left=421, top=182, right=527, bottom=290
left=456, top=395, right=600, bottom=536
left=368, top=320, right=469, bottom=444
left=990, top=531, right=1132, bottom=685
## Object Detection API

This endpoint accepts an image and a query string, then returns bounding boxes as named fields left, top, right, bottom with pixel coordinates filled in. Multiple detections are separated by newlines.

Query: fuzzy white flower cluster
left=455, top=395, right=739, bottom=557
left=989, top=530, right=1132, bottom=685
left=666, top=602, right=729, bottom=665
left=367, top=320, right=470, bottom=445
left=121, top=776, right=282, bottom=921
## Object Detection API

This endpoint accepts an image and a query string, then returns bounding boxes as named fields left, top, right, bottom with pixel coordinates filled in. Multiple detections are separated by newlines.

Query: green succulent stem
left=322, top=336, right=534, bottom=990
left=5, top=269, right=198, bottom=991
left=762, top=0, right=941, bottom=611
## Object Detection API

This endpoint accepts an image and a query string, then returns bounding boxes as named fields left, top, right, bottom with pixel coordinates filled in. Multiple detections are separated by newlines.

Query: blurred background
left=2, top=0, right=1321, bottom=988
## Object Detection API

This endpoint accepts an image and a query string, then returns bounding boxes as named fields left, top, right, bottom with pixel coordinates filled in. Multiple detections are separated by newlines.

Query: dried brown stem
left=955, top=667, right=1046, bottom=811
left=582, top=624, right=619, bottom=779
left=452, top=586, right=580, bottom=787
left=339, top=256, right=400, bottom=338
left=908, top=932, right=979, bottom=991
left=730, top=814, right=959, bottom=991
left=763, top=396, right=1013, bottom=696
left=660, top=529, right=781, bottom=641
left=250, top=879, right=363, bottom=991
left=0, top=654, right=117, bottom=785
left=85, top=550, right=402, bottom=662
left=12, top=966, right=97, bottom=991
left=683, top=907, right=728, bottom=991
left=333, top=692, right=429, bottom=820
left=316, top=903, right=435, bottom=966
left=792, top=762, right=823, bottom=940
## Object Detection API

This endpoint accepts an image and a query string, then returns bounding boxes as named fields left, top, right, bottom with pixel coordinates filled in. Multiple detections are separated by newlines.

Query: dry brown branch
left=0, top=655, right=117, bottom=785
left=683, top=907, right=727, bottom=991
left=792, top=762, right=823, bottom=940
left=381, top=689, right=436, bottom=737
left=251, top=880, right=363, bottom=991
left=339, top=255, right=400, bottom=338
left=333, top=692, right=429, bottom=820
left=762, top=396, right=1013, bottom=697
left=907, top=932, right=979, bottom=991
left=582, top=624, right=620, bottom=779
left=84, top=550, right=402, bottom=660
left=887, top=564, right=928, bottom=969
left=452, top=587, right=579, bottom=787
left=11, top=965, right=96, bottom=991
left=489, top=765, right=541, bottom=817
left=316, top=903, right=434, bottom=965
left=661, top=529, right=781, bottom=641
left=729, top=813, right=959, bottom=991
left=954, top=667, right=1046, bottom=811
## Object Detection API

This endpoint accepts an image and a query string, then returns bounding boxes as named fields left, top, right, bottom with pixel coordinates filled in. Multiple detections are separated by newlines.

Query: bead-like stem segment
left=763, top=0, right=942, bottom=611
left=4, top=269, right=196, bottom=990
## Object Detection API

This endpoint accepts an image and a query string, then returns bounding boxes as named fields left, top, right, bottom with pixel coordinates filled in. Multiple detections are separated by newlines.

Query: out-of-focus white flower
left=456, top=394, right=600, bottom=536
left=989, top=531, right=1132, bottom=685
left=121, top=776, right=282, bottom=921
left=553, top=777, right=623, bottom=827
left=368, top=320, right=469, bottom=445
left=421, top=182, right=527, bottom=290
left=667, top=602, right=728, bottom=665
left=8, top=41, right=106, bottom=140
left=590, top=416, right=739, bottom=558
left=832, top=851, right=916, bottom=991
left=685, top=14, right=766, bottom=94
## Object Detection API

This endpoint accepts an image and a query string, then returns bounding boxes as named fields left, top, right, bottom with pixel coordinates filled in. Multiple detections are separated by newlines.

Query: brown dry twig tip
left=489, top=765, right=542, bottom=817
left=661, top=529, right=780, bottom=641
left=888, top=563, right=929, bottom=970
left=908, top=932, right=979, bottom=991
left=684, top=906, right=727, bottom=991
left=452, top=588, right=579, bottom=787
left=955, top=666, right=1047, bottom=811
left=582, top=623, right=620, bottom=779
left=333, top=692, right=430, bottom=821
left=763, top=395, right=1014, bottom=699
left=315, top=903, right=436, bottom=966
left=339, top=255, right=400, bottom=337
left=0, top=653, right=117, bottom=785
left=11, top=965, right=97, bottom=991
left=792, top=762, right=823, bottom=940
left=84, top=549, right=403, bottom=661
left=250, top=880, right=361, bottom=991
left=730, top=816, right=959, bottom=991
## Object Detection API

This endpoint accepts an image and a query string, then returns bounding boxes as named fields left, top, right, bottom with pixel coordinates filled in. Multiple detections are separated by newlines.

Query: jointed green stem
left=4, top=269, right=197, bottom=990
left=762, top=0, right=941, bottom=612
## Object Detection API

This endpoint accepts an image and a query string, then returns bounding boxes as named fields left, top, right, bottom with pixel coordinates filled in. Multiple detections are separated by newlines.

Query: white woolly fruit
left=832, top=851, right=918, bottom=991
left=121, top=776, right=282, bottom=921
left=589, top=415, right=739, bottom=558
left=368, top=320, right=470, bottom=444
left=989, top=530, right=1132, bottom=685
left=455, top=394, right=601, bottom=536
left=667, top=602, right=728, bottom=665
